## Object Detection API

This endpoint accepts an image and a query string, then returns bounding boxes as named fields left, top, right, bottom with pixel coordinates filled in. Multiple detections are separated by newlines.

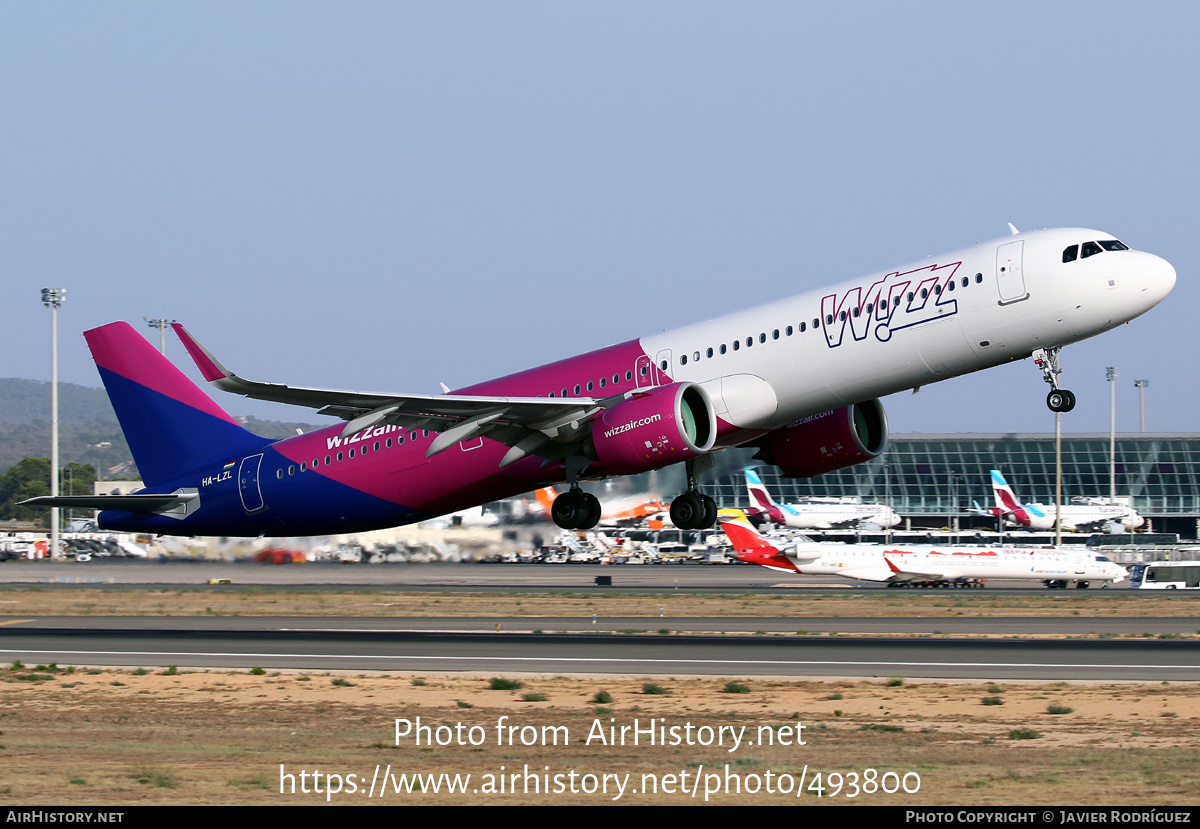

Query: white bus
left=1129, top=561, right=1200, bottom=590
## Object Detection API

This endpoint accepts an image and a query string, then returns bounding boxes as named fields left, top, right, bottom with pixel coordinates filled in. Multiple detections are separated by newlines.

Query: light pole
left=1134, top=379, right=1149, bottom=433
left=42, top=288, right=66, bottom=558
left=144, top=317, right=176, bottom=355
left=1107, top=366, right=1118, bottom=500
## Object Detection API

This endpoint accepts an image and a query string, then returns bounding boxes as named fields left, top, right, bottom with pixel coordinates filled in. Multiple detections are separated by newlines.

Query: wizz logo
left=821, top=262, right=961, bottom=348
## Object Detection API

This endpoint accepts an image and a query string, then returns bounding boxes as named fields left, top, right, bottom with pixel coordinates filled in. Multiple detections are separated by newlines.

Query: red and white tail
left=533, top=486, right=557, bottom=516
left=718, top=511, right=798, bottom=572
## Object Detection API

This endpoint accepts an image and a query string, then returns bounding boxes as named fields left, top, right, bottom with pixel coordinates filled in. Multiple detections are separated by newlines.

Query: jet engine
left=753, top=399, right=888, bottom=478
left=586, top=382, right=717, bottom=475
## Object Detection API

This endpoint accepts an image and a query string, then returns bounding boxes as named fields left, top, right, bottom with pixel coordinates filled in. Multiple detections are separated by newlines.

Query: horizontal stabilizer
left=19, top=493, right=198, bottom=512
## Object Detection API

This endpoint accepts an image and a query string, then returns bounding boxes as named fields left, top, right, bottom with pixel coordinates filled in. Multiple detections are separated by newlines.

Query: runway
left=3, top=561, right=1195, bottom=681
left=0, top=558, right=1150, bottom=593
left=2, top=617, right=1197, bottom=681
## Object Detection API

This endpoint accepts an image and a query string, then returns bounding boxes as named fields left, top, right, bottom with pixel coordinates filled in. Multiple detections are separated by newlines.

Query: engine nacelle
left=755, top=399, right=888, bottom=478
left=587, top=382, right=717, bottom=475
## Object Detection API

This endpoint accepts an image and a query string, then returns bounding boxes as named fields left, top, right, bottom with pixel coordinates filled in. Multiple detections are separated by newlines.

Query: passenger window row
left=668, top=272, right=983, bottom=370
left=275, top=430, right=431, bottom=478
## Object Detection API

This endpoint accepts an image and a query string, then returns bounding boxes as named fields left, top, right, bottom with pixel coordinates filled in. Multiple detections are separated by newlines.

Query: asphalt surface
left=2, top=560, right=1196, bottom=681
left=1, top=622, right=1197, bottom=680
left=0, top=558, right=1151, bottom=593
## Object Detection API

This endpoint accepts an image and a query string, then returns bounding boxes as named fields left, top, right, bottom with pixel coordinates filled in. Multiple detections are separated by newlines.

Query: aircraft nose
left=1139, top=253, right=1176, bottom=310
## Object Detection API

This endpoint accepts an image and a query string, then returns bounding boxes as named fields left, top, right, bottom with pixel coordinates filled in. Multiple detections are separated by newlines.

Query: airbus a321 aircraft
left=719, top=512, right=1127, bottom=588
left=25, top=227, right=1175, bottom=537
left=985, top=470, right=1145, bottom=532
left=744, top=469, right=900, bottom=529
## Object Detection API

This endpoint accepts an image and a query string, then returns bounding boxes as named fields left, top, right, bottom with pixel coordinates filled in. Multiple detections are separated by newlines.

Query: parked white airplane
left=719, top=512, right=1127, bottom=587
left=985, top=470, right=1145, bottom=532
left=744, top=469, right=900, bottom=529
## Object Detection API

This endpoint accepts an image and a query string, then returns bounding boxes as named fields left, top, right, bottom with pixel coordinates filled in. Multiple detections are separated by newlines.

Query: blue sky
left=2, top=2, right=1194, bottom=435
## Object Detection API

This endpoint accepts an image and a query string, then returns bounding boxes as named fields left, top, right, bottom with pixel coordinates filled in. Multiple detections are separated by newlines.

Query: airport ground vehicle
left=1129, top=561, right=1200, bottom=589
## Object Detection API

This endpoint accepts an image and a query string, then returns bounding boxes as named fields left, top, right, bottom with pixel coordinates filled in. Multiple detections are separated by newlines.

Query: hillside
left=0, top=378, right=323, bottom=476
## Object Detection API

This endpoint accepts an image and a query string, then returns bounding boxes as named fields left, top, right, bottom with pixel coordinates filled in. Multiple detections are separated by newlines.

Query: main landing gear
left=1033, top=346, right=1076, bottom=413
left=551, top=487, right=602, bottom=530
left=669, top=456, right=718, bottom=530
left=669, top=491, right=717, bottom=530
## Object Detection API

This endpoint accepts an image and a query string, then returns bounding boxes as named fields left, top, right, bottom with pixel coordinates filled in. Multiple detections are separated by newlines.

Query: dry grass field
left=0, top=586, right=1198, bottom=805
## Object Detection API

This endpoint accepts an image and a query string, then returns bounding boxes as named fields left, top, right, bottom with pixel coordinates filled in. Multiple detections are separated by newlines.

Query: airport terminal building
left=706, top=433, right=1200, bottom=539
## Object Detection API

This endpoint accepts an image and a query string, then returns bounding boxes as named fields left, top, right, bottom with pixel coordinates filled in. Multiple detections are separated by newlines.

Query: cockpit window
left=1062, top=244, right=1078, bottom=263
left=1081, top=241, right=1103, bottom=259
left=1099, top=239, right=1129, bottom=251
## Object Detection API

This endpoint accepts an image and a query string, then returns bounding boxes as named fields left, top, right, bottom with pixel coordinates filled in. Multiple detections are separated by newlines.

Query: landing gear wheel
left=551, top=491, right=585, bottom=530
left=552, top=490, right=601, bottom=530
left=699, top=494, right=718, bottom=529
left=579, top=492, right=602, bottom=530
left=670, top=492, right=704, bottom=530
left=1047, top=389, right=1076, bottom=413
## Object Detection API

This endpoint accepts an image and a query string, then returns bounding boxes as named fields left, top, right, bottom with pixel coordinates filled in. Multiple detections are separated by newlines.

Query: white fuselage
left=1010, top=502, right=1144, bottom=532
left=781, top=543, right=1127, bottom=584
left=638, top=228, right=1174, bottom=438
left=773, top=502, right=900, bottom=530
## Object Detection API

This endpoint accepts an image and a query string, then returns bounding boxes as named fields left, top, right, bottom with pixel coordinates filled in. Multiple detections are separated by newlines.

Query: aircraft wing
left=827, top=517, right=871, bottom=530
left=1065, top=518, right=1116, bottom=533
left=173, top=324, right=609, bottom=468
left=829, top=566, right=899, bottom=582
left=832, top=557, right=955, bottom=584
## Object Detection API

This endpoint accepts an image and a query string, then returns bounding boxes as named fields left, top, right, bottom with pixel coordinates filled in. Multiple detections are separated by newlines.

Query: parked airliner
left=25, top=227, right=1175, bottom=537
left=744, top=469, right=900, bottom=529
left=719, top=512, right=1127, bottom=587
left=984, top=469, right=1145, bottom=532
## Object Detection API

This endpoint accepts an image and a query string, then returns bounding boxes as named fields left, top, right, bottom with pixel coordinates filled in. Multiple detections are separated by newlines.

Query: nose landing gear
left=1034, top=347, right=1076, bottom=413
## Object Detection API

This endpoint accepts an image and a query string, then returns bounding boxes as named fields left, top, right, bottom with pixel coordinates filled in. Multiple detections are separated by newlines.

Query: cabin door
left=238, top=453, right=267, bottom=514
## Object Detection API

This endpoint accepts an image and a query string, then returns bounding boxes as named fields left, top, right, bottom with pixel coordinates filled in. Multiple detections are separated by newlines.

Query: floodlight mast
left=41, top=288, right=66, bottom=558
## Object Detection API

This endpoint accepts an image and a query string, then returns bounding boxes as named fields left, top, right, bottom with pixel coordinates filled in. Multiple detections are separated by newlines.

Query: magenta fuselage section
left=265, top=338, right=757, bottom=528
left=97, top=327, right=762, bottom=536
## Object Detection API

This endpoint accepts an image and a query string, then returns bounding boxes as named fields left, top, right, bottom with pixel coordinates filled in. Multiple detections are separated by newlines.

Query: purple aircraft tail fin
left=85, top=322, right=270, bottom=486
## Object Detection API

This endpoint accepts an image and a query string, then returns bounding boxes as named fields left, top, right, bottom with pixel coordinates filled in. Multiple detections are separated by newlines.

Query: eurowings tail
left=990, top=469, right=1050, bottom=527
left=744, top=469, right=787, bottom=525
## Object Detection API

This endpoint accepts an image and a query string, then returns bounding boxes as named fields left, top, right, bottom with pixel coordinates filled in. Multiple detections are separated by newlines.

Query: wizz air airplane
left=719, top=512, right=1127, bottom=587
left=744, top=468, right=900, bottom=529
left=984, top=469, right=1145, bottom=532
left=24, top=227, right=1174, bottom=537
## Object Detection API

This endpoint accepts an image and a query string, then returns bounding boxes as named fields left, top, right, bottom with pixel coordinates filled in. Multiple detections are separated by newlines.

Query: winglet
left=172, top=323, right=233, bottom=383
